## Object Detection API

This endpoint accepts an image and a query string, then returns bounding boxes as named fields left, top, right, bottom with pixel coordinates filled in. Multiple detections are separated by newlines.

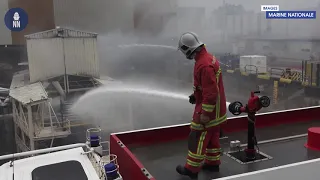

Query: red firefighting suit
left=185, top=47, right=227, bottom=173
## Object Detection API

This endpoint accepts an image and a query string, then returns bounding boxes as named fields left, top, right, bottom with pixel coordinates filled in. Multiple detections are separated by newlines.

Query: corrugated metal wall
left=27, top=38, right=65, bottom=82
left=8, top=0, right=55, bottom=45
left=0, top=0, right=11, bottom=44
left=53, top=0, right=134, bottom=33
left=64, top=38, right=99, bottom=78
left=27, top=36, right=99, bottom=82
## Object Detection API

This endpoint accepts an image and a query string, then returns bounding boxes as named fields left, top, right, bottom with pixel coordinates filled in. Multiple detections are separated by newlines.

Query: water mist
left=71, top=83, right=231, bottom=133
left=71, top=84, right=193, bottom=133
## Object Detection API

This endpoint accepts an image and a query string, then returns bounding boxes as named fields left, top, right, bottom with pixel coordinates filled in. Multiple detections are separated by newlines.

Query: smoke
left=97, top=33, right=191, bottom=89
left=49, top=0, right=320, bottom=75
left=81, top=0, right=320, bottom=135
left=92, top=0, right=320, bottom=82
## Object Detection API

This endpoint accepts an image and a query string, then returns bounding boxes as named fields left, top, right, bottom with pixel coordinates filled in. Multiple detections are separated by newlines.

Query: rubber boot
left=219, top=129, right=224, bottom=138
left=202, top=164, right=220, bottom=172
left=176, top=165, right=198, bottom=179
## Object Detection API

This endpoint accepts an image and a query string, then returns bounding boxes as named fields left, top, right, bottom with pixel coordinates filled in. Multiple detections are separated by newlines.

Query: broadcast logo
left=261, top=5, right=279, bottom=12
left=261, top=5, right=316, bottom=19
left=4, top=8, right=28, bottom=31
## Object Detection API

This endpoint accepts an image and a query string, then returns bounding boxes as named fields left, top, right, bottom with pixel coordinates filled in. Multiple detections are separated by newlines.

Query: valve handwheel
left=259, top=96, right=270, bottom=108
left=228, top=101, right=243, bottom=115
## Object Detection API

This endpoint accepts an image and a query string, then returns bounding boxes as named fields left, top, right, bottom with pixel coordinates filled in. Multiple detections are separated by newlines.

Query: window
left=32, top=160, right=88, bottom=180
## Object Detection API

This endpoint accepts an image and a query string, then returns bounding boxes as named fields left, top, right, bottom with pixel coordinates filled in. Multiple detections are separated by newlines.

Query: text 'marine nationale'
left=266, top=11, right=316, bottom=19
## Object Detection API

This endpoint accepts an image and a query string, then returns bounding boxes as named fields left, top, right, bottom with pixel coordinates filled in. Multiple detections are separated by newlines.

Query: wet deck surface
left=223, top=159, right=320, bottom=180
left=130, top=120, right=320, bottom=180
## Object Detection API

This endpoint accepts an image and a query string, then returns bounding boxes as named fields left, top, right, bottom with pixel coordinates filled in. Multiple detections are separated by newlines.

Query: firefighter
left=176, top=32, right=227, bottom=179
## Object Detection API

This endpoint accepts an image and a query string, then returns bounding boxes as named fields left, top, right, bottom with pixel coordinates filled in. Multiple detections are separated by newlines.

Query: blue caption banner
left=266, top=11, right=316, bottom=19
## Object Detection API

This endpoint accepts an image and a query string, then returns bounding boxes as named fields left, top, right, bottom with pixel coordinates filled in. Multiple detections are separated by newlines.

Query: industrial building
left=234, top=36, right=320, bottom=61
left=8, top=27, right=115, bottom=151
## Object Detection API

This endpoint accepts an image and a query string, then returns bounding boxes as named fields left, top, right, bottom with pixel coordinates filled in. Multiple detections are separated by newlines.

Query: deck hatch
left=225, top=150, right=273, bottom=164
left=31, top=160, right=88, bottom=180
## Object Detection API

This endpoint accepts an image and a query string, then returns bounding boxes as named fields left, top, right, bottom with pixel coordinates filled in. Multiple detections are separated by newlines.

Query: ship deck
left=130, top=122, right=320, bottom=179
left=110, top=106, right=320, bottom=180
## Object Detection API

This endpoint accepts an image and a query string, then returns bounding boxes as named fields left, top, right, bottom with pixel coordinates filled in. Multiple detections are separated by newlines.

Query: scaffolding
left=10, top=82, right=71, bottom=151
left=302, top=60, right=320, bottom=87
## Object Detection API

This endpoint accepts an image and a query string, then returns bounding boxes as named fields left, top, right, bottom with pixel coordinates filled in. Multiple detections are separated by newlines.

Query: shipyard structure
left=9, top=27, right=114, bottom=151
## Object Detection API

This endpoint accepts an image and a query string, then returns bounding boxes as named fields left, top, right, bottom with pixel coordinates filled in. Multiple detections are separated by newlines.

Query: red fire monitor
left=228, top=91, right=271, bottom=160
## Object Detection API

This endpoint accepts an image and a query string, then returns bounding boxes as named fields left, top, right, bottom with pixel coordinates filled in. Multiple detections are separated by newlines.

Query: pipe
left=239, top=133, right=307, bottom=147
left=0, top=143, right=86, bottom=161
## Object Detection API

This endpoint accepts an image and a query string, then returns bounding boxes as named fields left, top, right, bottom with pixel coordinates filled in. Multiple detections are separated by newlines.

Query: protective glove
left=200, top=114, right=210, bottom=124
left=189, top=94, right=196, bottom=104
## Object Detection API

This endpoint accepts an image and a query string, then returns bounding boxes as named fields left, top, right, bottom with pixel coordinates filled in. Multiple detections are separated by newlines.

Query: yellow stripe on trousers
left=215, top=68, right=221, bottom=119
left=197, top=131, right=207, bottom=155
left=205, top=154, right=220, bottom=161
left=187, top=159, right=202, bottom=167
left=188, top=151, right=204, bottom=160
left=206, top=148, right=222, bottom=153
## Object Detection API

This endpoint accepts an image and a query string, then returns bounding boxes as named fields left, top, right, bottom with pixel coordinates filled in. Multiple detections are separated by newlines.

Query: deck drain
left=224, top=150, right=272, bottom=164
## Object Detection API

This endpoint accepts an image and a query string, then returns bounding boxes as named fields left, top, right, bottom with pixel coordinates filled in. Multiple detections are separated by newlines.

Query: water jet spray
left=118, top=44, right=177, bottom=50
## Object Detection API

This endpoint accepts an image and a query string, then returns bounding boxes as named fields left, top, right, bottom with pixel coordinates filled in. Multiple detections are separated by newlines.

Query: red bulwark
left=305, top=127, right=320, bottom=151
left=110, top=134, right=156, bottom=180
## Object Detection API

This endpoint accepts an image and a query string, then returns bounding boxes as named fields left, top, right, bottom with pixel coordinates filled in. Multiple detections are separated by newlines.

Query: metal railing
left=0, top=143, right=86, bottom=161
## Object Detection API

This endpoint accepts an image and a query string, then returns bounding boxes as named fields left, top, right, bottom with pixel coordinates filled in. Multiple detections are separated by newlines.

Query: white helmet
left=178, top=32, right=204, bottom=59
